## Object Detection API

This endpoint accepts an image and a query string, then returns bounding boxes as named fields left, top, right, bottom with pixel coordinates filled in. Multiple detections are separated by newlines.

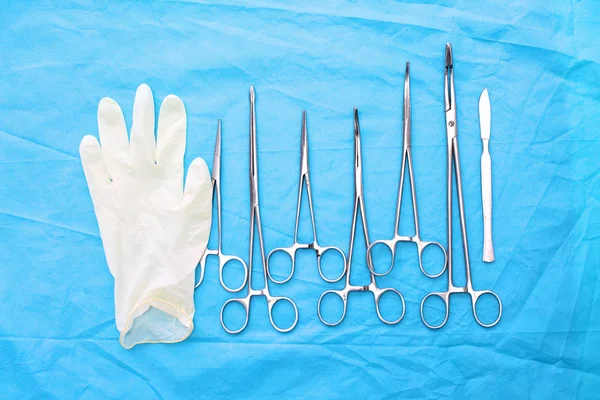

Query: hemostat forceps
left=195, top=120, right=249, bottom=292
left=420, top=44, right=502, bottom=329
left=317, top=109, right=405, bottom=326
left=366, top=62, right=447, bottom=279
left=220, top=86, right=299, bottom=334
left=266, top=112, right=347, bottom=284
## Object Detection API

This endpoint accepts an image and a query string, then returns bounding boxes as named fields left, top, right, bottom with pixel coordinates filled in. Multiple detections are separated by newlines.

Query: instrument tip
left=250, top=85, right=255, bottom=101
left=445, top=43, right=453, bottom=68
left=353, top=108, right=360, bottom=134
left=404, top=63, right=410, bottom=117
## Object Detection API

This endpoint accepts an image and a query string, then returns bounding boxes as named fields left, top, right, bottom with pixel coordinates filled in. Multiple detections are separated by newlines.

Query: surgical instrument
left=266, top=111, right=347, bottom=284
left=195, top=120, right=249, bottom=292
left=479, top=88, right=495, bottom=263
left=317, top=108, right=405, bottom=326
left=366, top=62, right=447, bottom=279
left=420, top=44, right=502, bottom=329
left=220, top=86, right=299, bottom=334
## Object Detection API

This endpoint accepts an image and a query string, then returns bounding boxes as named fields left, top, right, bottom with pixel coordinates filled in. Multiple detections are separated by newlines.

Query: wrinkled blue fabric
left=0, top=1, right=598, bottom=398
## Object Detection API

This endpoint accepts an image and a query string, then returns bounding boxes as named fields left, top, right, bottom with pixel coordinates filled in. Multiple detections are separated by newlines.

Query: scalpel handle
left=481, top=141, right=494, bottom=262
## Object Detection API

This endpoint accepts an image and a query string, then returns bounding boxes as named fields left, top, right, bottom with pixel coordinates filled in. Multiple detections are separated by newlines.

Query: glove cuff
left=120, top=298, right=193, bottom=349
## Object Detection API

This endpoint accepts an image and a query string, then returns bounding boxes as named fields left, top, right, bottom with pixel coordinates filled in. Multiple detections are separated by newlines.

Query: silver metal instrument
left=195, top=120, right=249, bottom=292
left=479, top=88, right=495, bottom=263
left=220, top=86, right=299, bottom=334
left=266, top=111, right=347, bottom=284
left=317, top=108, right=405, bottom=326
left=366, top=62, right=447, bottom=279
left=420, top=44, right=502, bottom=329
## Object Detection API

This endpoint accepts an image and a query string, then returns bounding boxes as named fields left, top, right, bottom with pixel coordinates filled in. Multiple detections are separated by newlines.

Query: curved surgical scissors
left=195, top=120, right=249, bottom=292
left=367, top=62, right=447, bottom=279
left=317, top=109, right=405, bottom=326
left=420, top=44, right=502, bottom=329
left=220, top=86, right=299, bottom=334
left=266, top=112, right=347, bottom=284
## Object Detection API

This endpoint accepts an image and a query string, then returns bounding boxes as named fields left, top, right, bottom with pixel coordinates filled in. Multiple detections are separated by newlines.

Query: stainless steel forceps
left=420, top=44, right=502, bottom=329
left=366, top=62, right=447, bottom=279
left=266, top=112, right=347, bottom=284
left=317, top=109, right=405, bottom=326
left=220, top=86, right=299, bottom=334
left=195, top=120, right=249, bottom=292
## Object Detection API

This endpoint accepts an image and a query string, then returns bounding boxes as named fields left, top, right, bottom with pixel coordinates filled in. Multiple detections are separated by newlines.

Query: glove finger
left=98, top=97, right=129, bottom=174
left=156, top=95, right=186, bottom=177
left=181, top=158, right=212, bottom=248
left=129, top=84, right=156, bottom=165
left=80, top=135, right=111, bottom=200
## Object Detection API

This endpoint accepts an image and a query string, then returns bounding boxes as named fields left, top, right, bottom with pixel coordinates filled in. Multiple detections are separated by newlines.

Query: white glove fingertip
left=98, top=97, right=129, bottom=164
left=182, top=157, right=211, bottom=207
left=181, top=157, right=213, bottom=263
left=130, top=84, right=156, bottom=165
left=162, top=94, right=184, bottom=111
left=156, top=94, right=186, bottom=168
left=80, top=135, right=111, bottom=199
left=98, top=96, right=119, bottom=112
left=136, top=83, right=152, bottom=98
left=98, top=97, right=124, bottom=130
left=80, top=135, right=103, bottom=166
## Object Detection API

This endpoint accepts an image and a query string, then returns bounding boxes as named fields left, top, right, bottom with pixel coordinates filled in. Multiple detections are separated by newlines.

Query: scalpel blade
left=479, top=89, right=491, bottom=141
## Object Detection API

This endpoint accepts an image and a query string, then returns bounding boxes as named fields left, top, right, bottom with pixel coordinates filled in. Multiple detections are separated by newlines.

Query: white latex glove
left=79, top=84, right=212, bottom=349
